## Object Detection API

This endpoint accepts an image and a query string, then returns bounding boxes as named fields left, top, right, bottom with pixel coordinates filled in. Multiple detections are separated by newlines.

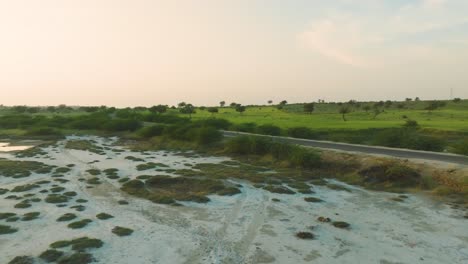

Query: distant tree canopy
left=425, top=101, right=446, bottom=112
left=149, top=105, right=167, bottom=114
left=338, top=106, right=351, bottom=121
left=219, top=101, right=226, bottom=107
left=179, top=104, right=196, bottom=118
left=235, top=104, right=246, bottom=114
left=230, top=102, right=237, bottom=107
left=268, top=100, right=273, bottom=105
left=303, top=103, right=315, bottom=114
left=178, top=102, right=186, bottom=108
left=207, top=107, right=219, bottom=114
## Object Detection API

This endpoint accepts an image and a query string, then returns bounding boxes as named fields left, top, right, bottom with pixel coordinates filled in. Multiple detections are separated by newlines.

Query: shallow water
left=0, top=136, right=466, bottom=264
left=0, top=142, right=32, bottom=152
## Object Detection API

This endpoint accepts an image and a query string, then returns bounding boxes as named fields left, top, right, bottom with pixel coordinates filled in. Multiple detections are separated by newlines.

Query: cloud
left=298, top=0, right=468, bottom=67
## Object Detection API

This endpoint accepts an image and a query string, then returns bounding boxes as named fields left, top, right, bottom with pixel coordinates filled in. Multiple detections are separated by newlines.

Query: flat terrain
left=183, top=100, right=468, bottom=131
left=1, top=136, right=467, bottom=264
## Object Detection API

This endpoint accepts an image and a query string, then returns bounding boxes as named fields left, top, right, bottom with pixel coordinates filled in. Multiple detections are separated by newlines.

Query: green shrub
left=256, top=124, right=281, bottom=136
left=287, top=127, right=318, bottom=139
left=230, top=122, right=257, bottom=133
left=138, top=125, right=165, bottom=138
left=96, top=213, right=114, bottom=220
left=103, top=119, right=142, bottom=132
left=39, top=249, right=64, bottom=262
left=195, top=127, right=222, bottom=145
left=70, top=237, right=104, bottom=251
left=26, top=127, right=63, bottom=137
left=453, top=140, right=468, bottom=156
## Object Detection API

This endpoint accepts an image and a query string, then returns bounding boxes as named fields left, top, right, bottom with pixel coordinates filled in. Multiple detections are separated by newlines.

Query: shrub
left=138, top=125, right=165, bottom=138
left=256, top=124, right=281, bottom=136
left=453, top=140, right=468, bottom=156
left=195, top=118, right=231, bottom=129
left=195, top=127, right=222, bottom=145
left=70, top=237, right=104, bottom=251
left=26, top=127, right=63, bottom=137
left=231, top=122, right=257, bottom=133
left=103, top=119, right=142, bottom=132
left=287, top=127, right=318, bottom=139
left=373, top=129, right=445, bottom=152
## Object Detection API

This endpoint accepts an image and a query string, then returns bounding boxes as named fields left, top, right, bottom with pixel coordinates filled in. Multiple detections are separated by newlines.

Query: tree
left=363, top=105, right=371, bottom=113
left=235, top=104, right=246, bottom=114
left=373, top=108, right=383, bottom=119
left=178, top=102, right=186, bottom=108
left=179, top=104, right=195, bottom=118
left=415, top=97, right=420, bottom=101
left=303, top=103, right=315, bottom=114
left=230, top=102, right=237, bottom=107
left=425, top=100, right=445, bottom=113
left=338, top=106, right=351, bottom=121
left=453, top=98, right=461, bottom=103
left=405, top=98, right=412, bottom=102
left=219, top=101, right=226, bottom=107
left=207, top=107, right=219, bottom=115
left=149, top=105, right=167, bottom=114
left=268, top=100, right=273, bottom=105
left=279, top=100, right=288, bottom=105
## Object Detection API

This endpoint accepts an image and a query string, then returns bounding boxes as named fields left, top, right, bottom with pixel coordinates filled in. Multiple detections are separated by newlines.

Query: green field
left=178, top=100, right=468, bottom=132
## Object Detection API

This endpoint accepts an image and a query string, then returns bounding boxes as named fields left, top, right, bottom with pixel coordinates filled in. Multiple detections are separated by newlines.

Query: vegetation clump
left=112, top=226, right=134, bottom=236
left=0, top=212, right=16, bottom=220
left=11, top=184, right=40, bottom=193
left=332, top=221, right=351, bottom=229
left=57, top=213, right=77, bottom=222
left=21, top=212, right=40, bottom=221
left=65, top=140, right=105, bottom=155
left=263, top=185, right=295, bottom=195
left=58, top=252, right=94, bottom=264
left=45, top=194, right=70, bottom=204
left=86, top=169, right=101, bottom=176
left=39, top=249, right=64, bottom=262
left=67, top=219, right=92, bottom=229
left=96, top=213, right=114, bottom=220
left=8, top=256, right=34, bottom=264
left=14, top=201, right=32, bottom=209
left=359, top=164, right=421, bottom=188
left=0, top=159, right=54, bottom=178
left=296, top=232, right=315, bottom=239
left=121, top=175, right=239, bottom=204
left=70, top=237, right=104, bottom=251
left=304, top=197, right=323, bottom=203
left=0, top=224, right=18, bottom=234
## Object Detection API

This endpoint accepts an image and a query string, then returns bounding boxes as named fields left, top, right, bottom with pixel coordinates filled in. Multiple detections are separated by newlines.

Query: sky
left=0, top=0, right=467, bottom=107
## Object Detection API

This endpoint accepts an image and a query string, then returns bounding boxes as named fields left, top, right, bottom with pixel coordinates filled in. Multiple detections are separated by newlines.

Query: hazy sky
left=1, top=0, right=467, bottom=107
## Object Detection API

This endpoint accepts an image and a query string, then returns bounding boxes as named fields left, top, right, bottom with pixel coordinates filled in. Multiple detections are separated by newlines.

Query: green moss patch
left=0, top=224, right=18, bottom=234
left=121, top=176, right=240, bottom=204
left=14, top=201, right=32, bottom=209
left=86, top=169, right=101, bottom=176
left=65, top=140, right=105, bottom=155
left=0, top=212, right=16, bottom=220
left=136, top=162, right=169, bottom=171
left=112, top=226, right=134, bottom=236
left=67, top=219, right=92, bottom=229
left=57, top=213, right=77, bottom=222
left=7, top=256, right=34, bottom=264
left=304, top=197, right=324, bottom=203
left=11, top=184, right=40, bottom=193
left=21, top=212, right=40, bottom=221
left=96, top=213, right=114, bottom=220
left=45, top=194, right=70, bottom=204
left=0, top=159, right=54, bottom=178
left=39, top=249, right=64, bottom=262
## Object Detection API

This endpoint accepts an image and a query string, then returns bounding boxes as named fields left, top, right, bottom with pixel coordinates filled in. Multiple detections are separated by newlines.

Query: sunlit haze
left=1, top=0, right=467, bottom=107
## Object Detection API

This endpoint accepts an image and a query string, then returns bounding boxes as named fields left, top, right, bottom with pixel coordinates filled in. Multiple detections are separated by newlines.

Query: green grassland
left=178, top=100, right=468, bottom=132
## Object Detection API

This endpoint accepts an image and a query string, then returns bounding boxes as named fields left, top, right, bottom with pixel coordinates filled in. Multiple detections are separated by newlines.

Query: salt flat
left=0, top=136, right=467, bottom=264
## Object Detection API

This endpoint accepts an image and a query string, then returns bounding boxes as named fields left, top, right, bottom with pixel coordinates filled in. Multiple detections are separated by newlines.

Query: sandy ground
left=0, top=136, right=467, bottom=264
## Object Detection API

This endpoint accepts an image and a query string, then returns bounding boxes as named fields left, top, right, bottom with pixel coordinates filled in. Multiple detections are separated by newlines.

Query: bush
left=195, top=119, right=231, bottom=129
left=138, top=125, right=165, bottom=138
left=103, top=119, right=142, bottom=132
left=25, top=127, right=63, bottom=137
left=230, top=122, right=257, bottom=133
left=402, top=120, right=419, bottom=128
left=287, top=127, right=318, bottom=139
left=373, top=129, right=445, bottom=152
left=453, top=140, right=468, bottom=156
left=256, top=124, right=282, bottom=136
left=195, top=127, right=222, bottom=145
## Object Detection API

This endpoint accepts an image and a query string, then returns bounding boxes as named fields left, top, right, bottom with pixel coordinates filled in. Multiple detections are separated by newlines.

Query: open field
left=178, top=100, right=468, bottom=131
